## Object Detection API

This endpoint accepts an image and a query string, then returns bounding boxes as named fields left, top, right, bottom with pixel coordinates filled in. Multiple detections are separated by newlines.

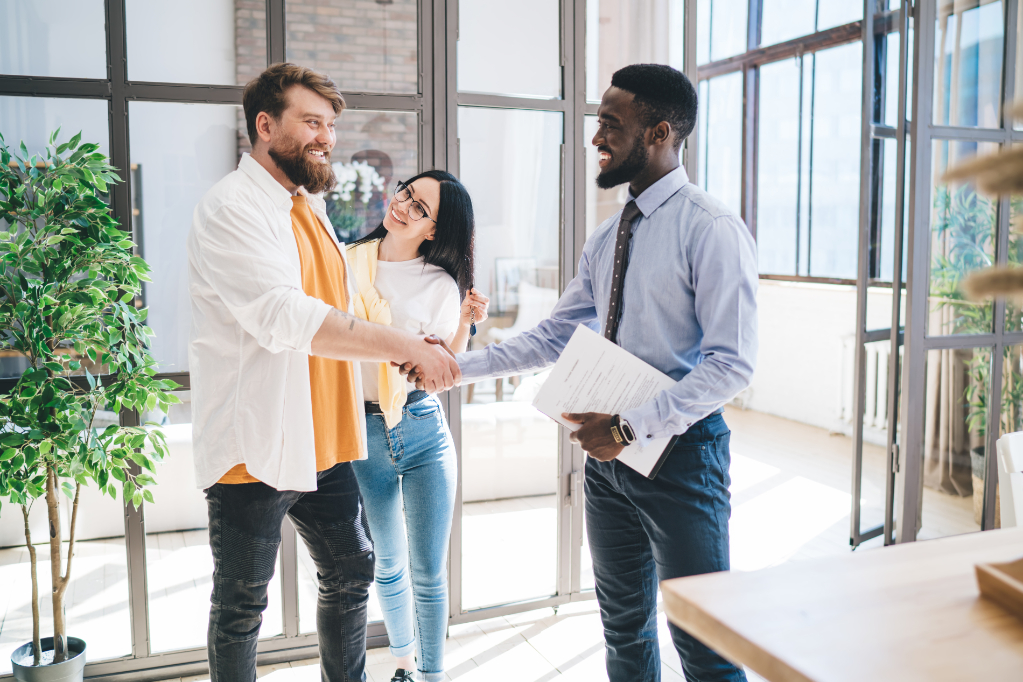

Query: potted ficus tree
left=0, top=129, right=177, bottom=680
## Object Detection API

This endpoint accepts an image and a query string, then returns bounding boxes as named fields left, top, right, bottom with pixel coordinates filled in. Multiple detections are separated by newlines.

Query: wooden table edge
left=661, top=578, right=815, bottom=682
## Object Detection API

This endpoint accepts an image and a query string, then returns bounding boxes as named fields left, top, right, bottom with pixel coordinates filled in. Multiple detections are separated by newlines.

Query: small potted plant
left=0, top=130, right=177, bottom=680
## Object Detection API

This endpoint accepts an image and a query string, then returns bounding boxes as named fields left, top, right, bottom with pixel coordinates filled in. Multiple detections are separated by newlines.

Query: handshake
left=395, top=334, right=460, bottom=393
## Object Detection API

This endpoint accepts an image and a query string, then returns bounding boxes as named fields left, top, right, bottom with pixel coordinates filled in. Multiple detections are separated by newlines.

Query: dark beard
left=596, top=134, right=649, bottom=189
left=268, top=136, right=337, bottom=194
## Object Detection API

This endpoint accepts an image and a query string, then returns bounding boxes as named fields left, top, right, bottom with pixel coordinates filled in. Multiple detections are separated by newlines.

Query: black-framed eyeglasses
left=393, top=180, right=435, bottom=223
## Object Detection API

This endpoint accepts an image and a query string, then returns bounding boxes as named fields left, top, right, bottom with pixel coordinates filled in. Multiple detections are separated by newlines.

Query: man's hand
left=562, top=412, right=624, bottom=462
left=396, top=335, right=459, bottom=394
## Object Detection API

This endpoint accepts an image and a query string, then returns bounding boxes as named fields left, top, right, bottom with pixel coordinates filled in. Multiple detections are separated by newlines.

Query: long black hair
left=351, top=169, right=475, bottom=297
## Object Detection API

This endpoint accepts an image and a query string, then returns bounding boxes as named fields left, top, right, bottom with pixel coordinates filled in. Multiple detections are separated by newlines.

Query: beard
left=596, top=133, right=649, bottom=189
left=268, top=132, right=337, bottom=194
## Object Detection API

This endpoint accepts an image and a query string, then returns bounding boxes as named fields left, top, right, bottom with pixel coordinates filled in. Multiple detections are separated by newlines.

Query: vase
left=10, top=637, right=86, bottom=682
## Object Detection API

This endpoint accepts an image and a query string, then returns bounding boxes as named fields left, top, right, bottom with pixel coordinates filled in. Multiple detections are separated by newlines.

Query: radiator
left=840, top=337, right=902, bottom=436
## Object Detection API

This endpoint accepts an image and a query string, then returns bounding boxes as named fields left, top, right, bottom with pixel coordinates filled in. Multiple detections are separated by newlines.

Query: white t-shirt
left=359, top=256, right=461, bottom=401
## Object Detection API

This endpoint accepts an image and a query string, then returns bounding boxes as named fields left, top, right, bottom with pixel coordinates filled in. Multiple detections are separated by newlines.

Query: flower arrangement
left=326, top=160, right=386, bottom=243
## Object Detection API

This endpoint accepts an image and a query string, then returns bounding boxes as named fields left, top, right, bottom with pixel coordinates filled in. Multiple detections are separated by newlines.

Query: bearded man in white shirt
left=186, top=63, right=460, bottom=682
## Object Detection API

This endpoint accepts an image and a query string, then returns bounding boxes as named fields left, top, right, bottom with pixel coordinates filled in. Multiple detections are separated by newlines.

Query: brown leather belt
left=364, top=390, right=429, bottom=414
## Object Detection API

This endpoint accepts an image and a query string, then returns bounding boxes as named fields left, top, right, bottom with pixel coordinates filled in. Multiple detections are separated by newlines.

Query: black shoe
left=390, top=670, right=414, bottom=682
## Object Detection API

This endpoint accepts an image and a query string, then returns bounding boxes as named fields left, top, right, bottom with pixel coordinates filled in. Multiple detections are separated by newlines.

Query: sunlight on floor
left=730, top=475, right=851, bottom=571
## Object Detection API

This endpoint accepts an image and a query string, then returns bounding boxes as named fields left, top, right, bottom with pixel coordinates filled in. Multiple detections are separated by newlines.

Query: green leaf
left=142, top=489, right=154, bottom=504
left=110, top=467, right=125, bottom=482
left=0, top=448, right=17, bottom=461
left=0, top=433, right=25, bottom=447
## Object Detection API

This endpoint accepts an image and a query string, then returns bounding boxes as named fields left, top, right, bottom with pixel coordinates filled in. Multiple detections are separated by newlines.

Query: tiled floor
left=0, top=407, right=979, bottom=680
left=159, top=601, right=770, bottom=682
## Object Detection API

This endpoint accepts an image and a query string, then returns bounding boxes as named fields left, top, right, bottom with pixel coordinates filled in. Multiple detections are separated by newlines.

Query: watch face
left=620, top=419, right=635, bottom=443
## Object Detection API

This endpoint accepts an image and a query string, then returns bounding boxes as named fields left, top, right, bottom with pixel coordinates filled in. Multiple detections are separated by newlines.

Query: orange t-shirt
left=219, top=196, right=362, bottom=484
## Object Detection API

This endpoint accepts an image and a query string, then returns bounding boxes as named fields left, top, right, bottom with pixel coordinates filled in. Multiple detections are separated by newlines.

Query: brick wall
left=233, top=0, right=420, bottom=238
left=286, top=0, right=418, bottom=95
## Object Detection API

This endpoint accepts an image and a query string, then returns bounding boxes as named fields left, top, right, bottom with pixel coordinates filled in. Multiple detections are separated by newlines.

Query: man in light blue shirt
left=410, top=65, right=757, bottom=681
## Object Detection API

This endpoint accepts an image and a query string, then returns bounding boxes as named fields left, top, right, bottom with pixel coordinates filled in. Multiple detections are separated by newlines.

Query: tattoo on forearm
left=332, top=308, right=357, bottom=332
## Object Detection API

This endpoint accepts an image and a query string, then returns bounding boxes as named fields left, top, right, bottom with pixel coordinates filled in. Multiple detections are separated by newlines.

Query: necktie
left=603, top=200, right=642, bottom=345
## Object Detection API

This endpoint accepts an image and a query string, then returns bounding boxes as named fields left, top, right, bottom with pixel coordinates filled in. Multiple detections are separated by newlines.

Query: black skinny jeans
left=205, top=462, right=374, bottom=682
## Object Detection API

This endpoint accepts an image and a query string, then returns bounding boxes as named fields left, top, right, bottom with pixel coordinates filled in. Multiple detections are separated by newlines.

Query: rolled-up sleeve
left=190, top=203, right=331, bottom=355
left=457, top=249, right=600, bottom=383
left=621, top=216, right=758, bottom=441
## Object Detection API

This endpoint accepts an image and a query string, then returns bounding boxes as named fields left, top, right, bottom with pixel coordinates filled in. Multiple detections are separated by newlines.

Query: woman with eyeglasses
left=346, top=170, right=488, bottom=682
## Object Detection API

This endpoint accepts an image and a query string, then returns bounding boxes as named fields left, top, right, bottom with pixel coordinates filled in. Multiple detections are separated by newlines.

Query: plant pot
left=970, top=448, right=1002, bottom=528
left=10, top=638, right=86, bottom=682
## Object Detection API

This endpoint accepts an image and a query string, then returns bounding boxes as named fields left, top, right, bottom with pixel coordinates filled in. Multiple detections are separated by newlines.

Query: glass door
left=850, top=0, right=911, bottom=548
left=455, top=106, right=565, bottom=614
left=896, top=0, right=1018, bottom=541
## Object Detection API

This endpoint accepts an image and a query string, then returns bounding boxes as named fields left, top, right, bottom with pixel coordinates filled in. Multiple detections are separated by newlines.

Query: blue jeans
left=585, top=413, right=746, bottom=682
left=205, top=463, right=374, bottom=682
left=352, top=395, right=457, bottom=682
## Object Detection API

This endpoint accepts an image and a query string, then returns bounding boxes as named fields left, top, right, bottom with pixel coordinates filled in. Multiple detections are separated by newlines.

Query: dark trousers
left=205, top=463, right=374, bottom=682
left=585, top=413, right=746, bottom=682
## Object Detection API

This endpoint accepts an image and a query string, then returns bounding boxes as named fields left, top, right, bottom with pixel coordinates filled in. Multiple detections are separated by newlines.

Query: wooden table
left=661, top=528, right=1023, bottom=682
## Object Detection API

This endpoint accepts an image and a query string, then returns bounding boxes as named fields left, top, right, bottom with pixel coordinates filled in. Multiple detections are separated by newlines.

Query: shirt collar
left=238, top=152, right=300, bottom=211
left=626, top=165, right=690, bottom=218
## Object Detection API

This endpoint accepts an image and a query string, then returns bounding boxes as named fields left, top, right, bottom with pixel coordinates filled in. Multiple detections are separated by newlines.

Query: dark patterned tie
left=603, top=200, right=642, bottom=345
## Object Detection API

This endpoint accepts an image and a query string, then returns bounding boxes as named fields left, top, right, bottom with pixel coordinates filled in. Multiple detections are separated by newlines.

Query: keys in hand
left=461, top=288, right=489, bottom=338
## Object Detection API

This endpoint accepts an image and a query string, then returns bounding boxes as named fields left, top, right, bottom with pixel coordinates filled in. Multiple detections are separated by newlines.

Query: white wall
left=741, top=280, right=900, bottom=441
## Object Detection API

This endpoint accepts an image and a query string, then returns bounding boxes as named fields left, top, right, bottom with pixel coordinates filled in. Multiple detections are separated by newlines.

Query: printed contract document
left=532, top=325, right=677, bottom=478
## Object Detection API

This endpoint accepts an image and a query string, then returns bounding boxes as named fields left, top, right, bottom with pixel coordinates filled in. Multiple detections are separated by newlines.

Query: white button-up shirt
left=187, top=153, right=366, bottom=492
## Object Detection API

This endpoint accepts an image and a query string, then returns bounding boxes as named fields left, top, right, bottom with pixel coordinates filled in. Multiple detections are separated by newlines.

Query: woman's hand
left=460, top=288, right=490, bottom=328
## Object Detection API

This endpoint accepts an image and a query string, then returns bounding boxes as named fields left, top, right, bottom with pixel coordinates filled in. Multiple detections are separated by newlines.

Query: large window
left=699, top=0, right=866, bottom=281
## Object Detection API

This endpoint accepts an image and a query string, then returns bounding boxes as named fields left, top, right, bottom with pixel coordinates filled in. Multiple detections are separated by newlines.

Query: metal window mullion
left=445, top=0, right=463, bottom=621
left=984, top=0, right=1019, bottom=533
left=554, top=0, right=577, bottom=601
left=0, top=77, right=110, bottom=98
left=419, top=0, right=434, bottom=169
left=923, top=333, right=1000, bottom=349
left=567, top=0, right=587, bottom=597
left=698, top=20, right=863, bottom=80
left=455, top=92, right=569, bottom=111
left=684, top=0, right=700, bottom=182
left=987, top=330, right=1006, bottom=531
left=267, top=0, right=286, bottom=65
left=742, top=66, right=759, bottom=235
left=897, top=0, right=938, bottom=543
left=741, top=0, right=762, bottom=234
left=883, top=0, right=912, bottom=546
left=795, top=55, right=805, bottom=276
left=850, top=0, right=878, bottom=549
left=280, top=518, right=300, bottom=637
left=806, top=54, right=817, bottom=276
left=930, top=125, right=1008, bottom=140
left=106, top=0, right=152, bottom=660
